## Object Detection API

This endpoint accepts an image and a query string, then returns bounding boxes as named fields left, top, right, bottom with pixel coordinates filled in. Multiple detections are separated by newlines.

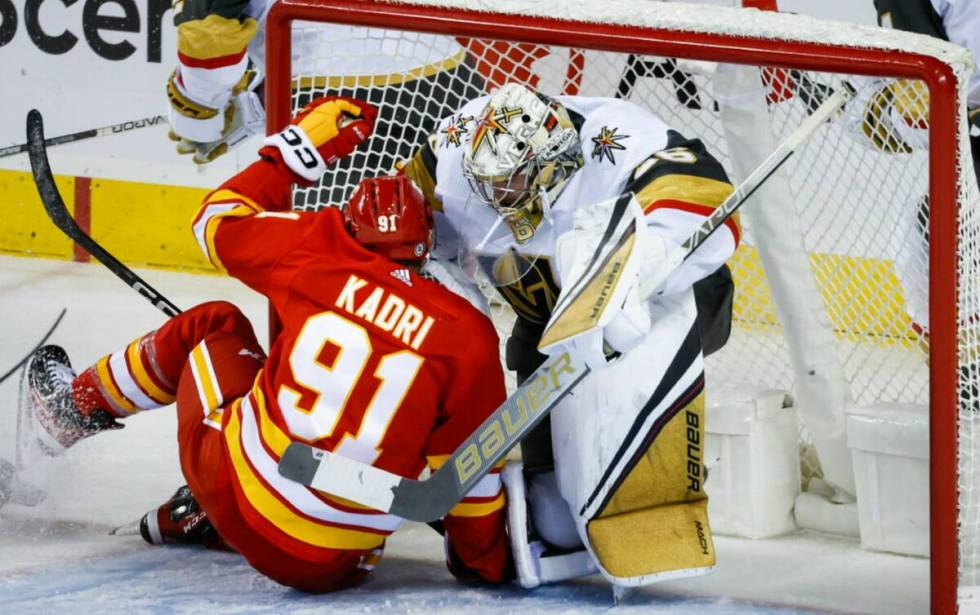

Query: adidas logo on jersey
left=390, top=268, right=413, bottom=286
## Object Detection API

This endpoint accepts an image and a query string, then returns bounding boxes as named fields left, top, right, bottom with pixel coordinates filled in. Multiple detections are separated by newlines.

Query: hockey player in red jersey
left=24, top=96, right=513, bottom=592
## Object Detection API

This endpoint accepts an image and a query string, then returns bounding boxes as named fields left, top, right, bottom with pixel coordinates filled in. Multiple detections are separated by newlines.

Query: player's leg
left=26, top=301, right=258, bottom=454
left=132, top=484, right=231, bottom=550
left=172, top=330, right=374, bottom=592
left=550, top=289, right=715, bottom=587
left=507, top=318, right=552, bottom=470
left=511, top=264, right=732, bottom=557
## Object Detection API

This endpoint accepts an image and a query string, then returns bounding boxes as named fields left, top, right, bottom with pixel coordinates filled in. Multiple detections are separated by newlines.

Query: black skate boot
left=27, top=345, right=121, bottom=455
left=111, top=485, right=229, bottom=550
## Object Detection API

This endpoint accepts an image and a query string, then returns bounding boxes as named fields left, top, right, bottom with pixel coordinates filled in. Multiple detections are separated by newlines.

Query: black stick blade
left=26, top=110, right=74, bottom=236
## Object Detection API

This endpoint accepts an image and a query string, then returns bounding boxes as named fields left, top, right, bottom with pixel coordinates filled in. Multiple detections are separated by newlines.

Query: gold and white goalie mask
left=462, top=83, right=583, bottom=241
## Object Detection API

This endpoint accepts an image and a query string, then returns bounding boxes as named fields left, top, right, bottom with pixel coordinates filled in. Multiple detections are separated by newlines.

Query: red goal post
left=264, top=1, right=974, bottom=611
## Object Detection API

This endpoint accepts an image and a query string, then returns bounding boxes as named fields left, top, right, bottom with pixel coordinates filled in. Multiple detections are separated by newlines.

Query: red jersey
left=190, top=160, right=510, bottom=581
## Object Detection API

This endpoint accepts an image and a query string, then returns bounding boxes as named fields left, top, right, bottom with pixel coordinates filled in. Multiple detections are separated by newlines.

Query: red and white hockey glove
left=261, top=96, right=377, bottom=184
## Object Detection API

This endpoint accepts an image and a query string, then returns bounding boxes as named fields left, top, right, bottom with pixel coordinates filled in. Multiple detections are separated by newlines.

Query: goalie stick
left=2, top=114, right=167, bottom=159
left=277, top=85, right=854, bottom=522
left=26, top=110, right=182, bottom=318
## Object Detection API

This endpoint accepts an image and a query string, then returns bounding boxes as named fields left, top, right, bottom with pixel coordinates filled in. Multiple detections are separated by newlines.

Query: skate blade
left=109, top=519, right=143, bottom=537
left=15, top=364, right=30, bottom=468
left=612, top=585, right=636, bottom=605
left=17, top=365, right=68, bottom=462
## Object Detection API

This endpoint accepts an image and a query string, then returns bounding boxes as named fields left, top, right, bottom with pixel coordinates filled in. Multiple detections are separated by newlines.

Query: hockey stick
left=0, top=308, right=67, bottom=387
left=26, top=110, right=182, bottom=318
left=2, top=114, right=167, bottom=159
left=277, top=85, right=854, bottom=522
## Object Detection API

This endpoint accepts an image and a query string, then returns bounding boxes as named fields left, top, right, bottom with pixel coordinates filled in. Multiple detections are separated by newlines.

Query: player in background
left=166, top=0, right=581, bottom=202
left=857, top=1, right=979, bottom=348
left=24, top=96, right=513, bottom=592
left=401, top=82, right=738, bottom=589
left=872, top=0, right=978, bottom=181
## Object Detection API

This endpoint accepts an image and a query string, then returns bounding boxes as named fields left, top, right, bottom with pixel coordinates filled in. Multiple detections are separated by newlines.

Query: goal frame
left=264, top=0, right=962, bottom=610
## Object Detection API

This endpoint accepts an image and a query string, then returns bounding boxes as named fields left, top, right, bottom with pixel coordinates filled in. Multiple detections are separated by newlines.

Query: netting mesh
left=280, top=17, right=978, bottom=596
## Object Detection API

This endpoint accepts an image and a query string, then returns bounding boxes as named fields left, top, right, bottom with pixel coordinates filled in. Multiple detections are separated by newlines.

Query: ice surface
left=0, top=256, right=928, bottom=613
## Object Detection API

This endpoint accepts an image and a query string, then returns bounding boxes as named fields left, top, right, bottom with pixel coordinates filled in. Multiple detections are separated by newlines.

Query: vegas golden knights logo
left=480, top=254, right=560, bottom=324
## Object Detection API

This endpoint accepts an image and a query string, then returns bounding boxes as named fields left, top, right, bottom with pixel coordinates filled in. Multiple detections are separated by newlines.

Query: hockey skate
left=502, top=461, right=598, bottom=588
left=111, top=485, right=229, bottom=550
left=24, top=345, right=121, bottom=455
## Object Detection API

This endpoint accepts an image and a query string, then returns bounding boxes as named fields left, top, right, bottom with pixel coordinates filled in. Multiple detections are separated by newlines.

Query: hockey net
left=266, top=0, right=978, bottom=611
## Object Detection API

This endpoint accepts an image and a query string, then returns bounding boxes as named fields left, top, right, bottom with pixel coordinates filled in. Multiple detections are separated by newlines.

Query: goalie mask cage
left=265, top=0, right=978, bottom=612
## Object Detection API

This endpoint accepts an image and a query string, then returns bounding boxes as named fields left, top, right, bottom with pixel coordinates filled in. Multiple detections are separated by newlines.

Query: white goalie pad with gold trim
left=547, top=286, right=717, bottom=587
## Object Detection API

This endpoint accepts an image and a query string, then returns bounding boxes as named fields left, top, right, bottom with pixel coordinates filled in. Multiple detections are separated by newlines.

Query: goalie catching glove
left=260, top=96, right=377, bottom=184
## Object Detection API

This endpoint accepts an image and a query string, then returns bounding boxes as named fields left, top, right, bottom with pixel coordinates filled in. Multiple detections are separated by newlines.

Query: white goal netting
left=271, top=0, right=979, bottom=608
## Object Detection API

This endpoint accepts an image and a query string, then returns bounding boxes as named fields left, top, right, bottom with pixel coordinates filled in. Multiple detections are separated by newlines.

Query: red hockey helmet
left=343, top=175, right=435, bottom=263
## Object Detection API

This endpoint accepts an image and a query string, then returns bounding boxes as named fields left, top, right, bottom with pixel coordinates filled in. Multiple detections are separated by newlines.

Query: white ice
left=0, top=255, right=929, bottom=614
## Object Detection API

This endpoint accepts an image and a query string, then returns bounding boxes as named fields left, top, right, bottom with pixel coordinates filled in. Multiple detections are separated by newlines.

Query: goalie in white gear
left=401, top=82, right=739, bottom=588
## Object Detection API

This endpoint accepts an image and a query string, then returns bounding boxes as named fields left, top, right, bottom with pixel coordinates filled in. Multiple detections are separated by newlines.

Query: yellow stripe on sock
left=126, top=340, right=175, bottom=405
left=95, top=356, right=140, bottom=415
left=447, top=493, right=505, bottom=518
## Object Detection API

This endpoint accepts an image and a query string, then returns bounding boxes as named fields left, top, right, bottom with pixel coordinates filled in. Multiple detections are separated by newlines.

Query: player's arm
left=168, top=0, right=266, bottom=163
left=191, top=97, right=376, bottom=291
left=401, top=98, right=490, bottom=213
left=399, top=133, right=444, bottom=213
left=422, top=317, right=513, bottom=584
left=862, top=0, right=980, bottom=152
left=625, top=131, right=739, bottom=295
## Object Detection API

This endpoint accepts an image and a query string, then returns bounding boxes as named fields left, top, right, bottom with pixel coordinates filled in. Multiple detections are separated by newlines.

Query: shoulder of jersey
left=570, top=96, right=671, bottom=171
left=297, top=207, right=385, bottom=263
left=397, top=270, right=484, bottom=325
left=309, top=207, right=352, bottom=246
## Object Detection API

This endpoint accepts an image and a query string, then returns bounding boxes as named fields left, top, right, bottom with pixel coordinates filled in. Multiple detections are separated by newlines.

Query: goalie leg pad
left=585, top=388, right=714, bottom=584
left=549, top=289, right=716, bottom=585
left=587, top=499, right=714, bottom=585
